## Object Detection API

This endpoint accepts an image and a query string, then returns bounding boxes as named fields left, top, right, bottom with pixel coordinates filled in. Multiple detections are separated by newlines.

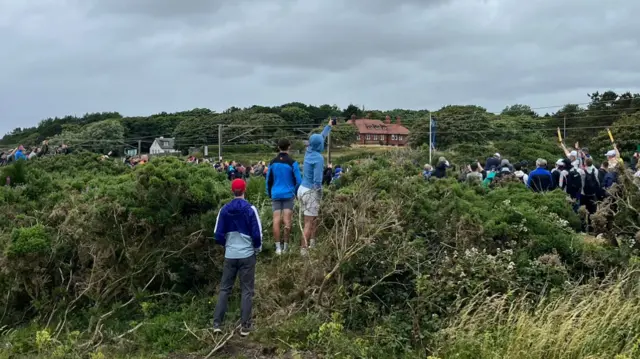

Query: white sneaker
left=300, top=248, right=308, bottom=256
left=275, top=247, right=282, bottom=255
left=310, top=239, right=316, bottom=248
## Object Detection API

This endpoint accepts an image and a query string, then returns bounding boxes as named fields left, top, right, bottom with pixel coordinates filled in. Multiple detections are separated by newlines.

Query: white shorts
left=297, top=186, right=321, bottom=217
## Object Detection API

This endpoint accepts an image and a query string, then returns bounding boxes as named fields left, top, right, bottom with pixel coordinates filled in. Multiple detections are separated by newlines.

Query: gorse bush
left=6, top=224, right=50, bottom=257
left=0, top=149, right=636, bottom=358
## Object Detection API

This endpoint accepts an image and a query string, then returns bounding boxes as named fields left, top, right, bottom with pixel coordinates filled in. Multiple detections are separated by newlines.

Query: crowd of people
left=422, top=142, right=640, bottom=231
left=0, top=141, right=72, bottom=165
left=210, top=119, right=335, bottom=336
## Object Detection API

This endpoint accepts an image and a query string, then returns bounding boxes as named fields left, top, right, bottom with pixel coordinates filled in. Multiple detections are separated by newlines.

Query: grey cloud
left=1, top=0, right=640, bottom=135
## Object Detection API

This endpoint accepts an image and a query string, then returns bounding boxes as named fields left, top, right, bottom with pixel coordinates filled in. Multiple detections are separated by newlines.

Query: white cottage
left=149, top=137, right=179, bottom=155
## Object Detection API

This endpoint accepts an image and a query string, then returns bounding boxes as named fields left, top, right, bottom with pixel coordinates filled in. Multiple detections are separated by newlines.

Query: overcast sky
left=1, top=0, right=640, bottom=135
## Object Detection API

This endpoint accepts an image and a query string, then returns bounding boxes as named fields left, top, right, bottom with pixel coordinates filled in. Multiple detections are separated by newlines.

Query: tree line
left=2, top=90, right=639, bottom=157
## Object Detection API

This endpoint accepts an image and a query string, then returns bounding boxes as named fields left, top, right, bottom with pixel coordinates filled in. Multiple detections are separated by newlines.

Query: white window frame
left=357, top=134, right=361, bottom=141
left=391, top=134, right=397, bottom=140
left=366, top=134, right=371, bottom=140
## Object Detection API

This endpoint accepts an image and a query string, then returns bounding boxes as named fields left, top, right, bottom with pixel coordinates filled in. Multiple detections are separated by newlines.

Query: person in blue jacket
left=527, top=158, right=554, bottom=192
left=213, top=179, right=263, bottom=337
left=296, top=119, right=332, bottom=255
left=14, top=145, right=27, bottom=161
left=266, top=138, right=302, bottom=255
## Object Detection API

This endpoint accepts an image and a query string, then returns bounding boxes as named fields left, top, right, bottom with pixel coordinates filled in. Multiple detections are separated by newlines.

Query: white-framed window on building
left=391, top=134, right=398, bottom=141
left=373, top=135, right=377, bottom=140
left=398, top=136, right=403, bottom=141
left=366, top=134, right=371, bottom=140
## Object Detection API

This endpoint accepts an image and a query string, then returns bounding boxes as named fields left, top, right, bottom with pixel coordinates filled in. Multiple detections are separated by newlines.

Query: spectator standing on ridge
left=422, top=164, right=433, bottom=180
left=527, top=158, right=554, bottom=192
left=564, top=158, right=584, bottom=213
left=499, top=159, right=513, bottom=173
left=605, top=145, right=621, bottom=169
left=266, top=139, right=302, bottom=255
left=466, top=162, right=483, bottom=183
left=227, top=161, right=237, bottom=180
left=598, top=161, right=608, bottom=195
left=253, top=161, right=264, bottom=177
left=582, top=157, right=600, bottom=229
left=323, top=163, right=333, bottom=186
left=513, top=163, right=529, bottom=184
left=331, top=165, right=343, bottom=184
left=551, top=159, right=568, bottom=190
left=434, top=157, right=450, bottom=179
left=39, top=140, right=49, bottom=157
left=297, top=119, right=332, bottom=255
left=212, top=179, right=262, bottom=337
left=485, top=153, right=501, bottom=172
left=603, top=163, right=618, bottom=189
left=14, top=145, right=27, bottom=161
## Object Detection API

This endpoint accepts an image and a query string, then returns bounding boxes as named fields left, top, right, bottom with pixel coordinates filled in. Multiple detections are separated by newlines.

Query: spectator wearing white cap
left=551, top=159, right=568, bottom=190
left=560, top=141, right=585, bottom=169
left=606, top=146, right=620, bottom=169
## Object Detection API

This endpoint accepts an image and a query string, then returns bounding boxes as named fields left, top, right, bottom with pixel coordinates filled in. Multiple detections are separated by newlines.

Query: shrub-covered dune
left=0, top=150, right=637, bottom=358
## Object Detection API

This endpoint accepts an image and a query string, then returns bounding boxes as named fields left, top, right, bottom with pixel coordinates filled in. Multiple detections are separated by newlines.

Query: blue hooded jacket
left=266, top=152, right=302, bottom=200
left=14, top=150, right=27, bottom=161
left=301, top=126, right=331, bottom=190
left=214, top=198, right=263, bottom=259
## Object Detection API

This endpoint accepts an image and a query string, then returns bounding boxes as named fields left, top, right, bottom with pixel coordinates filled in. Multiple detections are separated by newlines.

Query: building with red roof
left=346, top=114, right=410, bottom=146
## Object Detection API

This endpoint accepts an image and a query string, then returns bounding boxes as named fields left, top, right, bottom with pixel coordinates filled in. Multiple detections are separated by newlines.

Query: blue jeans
left=213, top=255, right=256, bottom=328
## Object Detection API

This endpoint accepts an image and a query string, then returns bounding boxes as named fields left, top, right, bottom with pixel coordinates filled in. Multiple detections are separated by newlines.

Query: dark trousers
left=582, top=194, right=598, bottom=232
left=213, top=255, right=256, bottom=328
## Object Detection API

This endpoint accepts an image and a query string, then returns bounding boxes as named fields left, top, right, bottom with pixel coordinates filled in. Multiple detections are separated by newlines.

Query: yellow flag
left=557, top=128, right=562, bottom=143
left=607, top=128, right=615, bottom=143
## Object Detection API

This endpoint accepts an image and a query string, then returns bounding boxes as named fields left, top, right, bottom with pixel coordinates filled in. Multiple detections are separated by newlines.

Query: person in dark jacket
left=434, top=157, right=450, bottom=179
left=485, top=153, right=501, bottom=172
left=266, top=139, right=302, bottom=255
left=213, top=179, right=262, bottom=337
left=323, top=163, right=333, bottom=186
left=527, top=158, right=554, bottom=192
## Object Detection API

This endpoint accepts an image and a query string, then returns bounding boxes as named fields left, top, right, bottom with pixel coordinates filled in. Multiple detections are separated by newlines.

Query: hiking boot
left=309, top=239, right=316, bottom=248
left=275, top=247, right=282, bottom=255
left=300, top=248, right=308, bottom=256
left=213, top=325, right=222, bottom=334
left=240, top=326, right=252, bottom=337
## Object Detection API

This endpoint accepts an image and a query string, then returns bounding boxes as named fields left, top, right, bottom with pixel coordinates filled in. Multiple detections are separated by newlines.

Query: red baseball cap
left=231, top=179, right=246, bottom=193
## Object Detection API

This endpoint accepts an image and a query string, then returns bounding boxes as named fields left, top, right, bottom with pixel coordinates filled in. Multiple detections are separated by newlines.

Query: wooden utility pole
left=137, top=140, right=141, bottom=156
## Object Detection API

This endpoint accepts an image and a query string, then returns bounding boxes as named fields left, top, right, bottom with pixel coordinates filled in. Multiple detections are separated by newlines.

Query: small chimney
left=385, top=115, right=391, bottom=124
left=395, top=116, right=402, bottom=125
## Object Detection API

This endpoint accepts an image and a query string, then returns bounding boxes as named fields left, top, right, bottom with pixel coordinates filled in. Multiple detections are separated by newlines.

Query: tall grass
left=432, top=269, right=640, bottom=359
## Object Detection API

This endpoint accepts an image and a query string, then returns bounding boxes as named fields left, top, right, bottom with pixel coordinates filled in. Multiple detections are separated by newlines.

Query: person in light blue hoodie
left=297, top=119, right=333, bottom=255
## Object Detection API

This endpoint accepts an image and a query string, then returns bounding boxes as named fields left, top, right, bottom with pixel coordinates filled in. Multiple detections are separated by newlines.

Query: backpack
left=565, top=168, right=582, bottom=194
left=583, top=170, right=599, bottom=196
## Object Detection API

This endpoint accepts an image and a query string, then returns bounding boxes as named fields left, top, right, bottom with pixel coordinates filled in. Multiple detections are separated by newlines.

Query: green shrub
left=6, top=224, right=50, bottom=257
